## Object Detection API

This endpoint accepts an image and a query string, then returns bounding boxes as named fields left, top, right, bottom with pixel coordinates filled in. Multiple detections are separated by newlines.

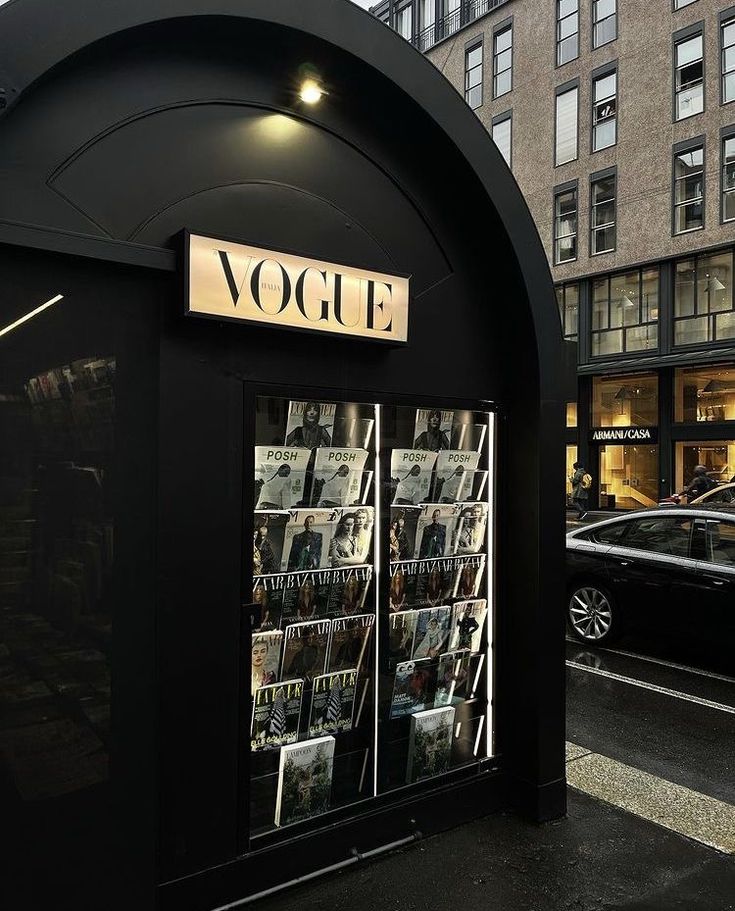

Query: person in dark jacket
left=682, top=465, right=718, bottom=501
left=570, top=461, right=589, bottom=520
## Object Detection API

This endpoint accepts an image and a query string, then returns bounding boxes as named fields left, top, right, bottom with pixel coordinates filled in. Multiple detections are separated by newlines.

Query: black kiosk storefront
left=0, top=2, right=566, bottom=909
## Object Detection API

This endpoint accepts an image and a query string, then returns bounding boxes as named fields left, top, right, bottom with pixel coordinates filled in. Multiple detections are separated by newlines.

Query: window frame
left=556, top=0, right=580, bottom=68
left=491, top=110, right=512, bottom=168
left=555, top=78, right=580, bottom=167
left=556, top=281, right=580, bottom=340
left=492, top=18, right=513, bottom=99
left=721, top=7, right=735, bottom=106
left=673, top=22, right=705, bottom=122
left=673, top=0, right=699, bottom=9
left=590, top=267, right=660, bottom=358
left=465, top=39, right=484, bottom=110
left=722, top=126, right=735, bottom=224
left=553, top=179, right=579, bottom=266
left=672, top=135, right=705, bottom=236
left=589, top=167, right=617, bottom=257
left=592, top=0, right=617, bottom=50
left=591, top=62, right=618, bottom=153
left=673, top=247, right=735, bottom=348
left=395, top=0, right=414, bottom=42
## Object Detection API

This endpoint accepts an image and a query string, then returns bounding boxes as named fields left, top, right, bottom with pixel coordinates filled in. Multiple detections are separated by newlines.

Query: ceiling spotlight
left=299, top=79, right=324, bottom=105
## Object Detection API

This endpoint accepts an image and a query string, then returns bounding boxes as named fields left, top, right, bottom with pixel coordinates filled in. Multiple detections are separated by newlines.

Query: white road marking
left=566, top=660, right=735, bottom=715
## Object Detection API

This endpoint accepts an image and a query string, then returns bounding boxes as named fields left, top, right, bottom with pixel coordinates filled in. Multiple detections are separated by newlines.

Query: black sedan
left=566, top=505, right=735, bottom=644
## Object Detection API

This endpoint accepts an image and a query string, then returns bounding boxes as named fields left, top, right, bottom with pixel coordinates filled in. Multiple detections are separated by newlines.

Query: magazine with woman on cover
left=250, top=631, right=283, bottom=695
left=311, top=448, right=369, bottom=507
left=281, top=620, right=331, bottom=682
left=327, top=507, right=374, bottom=567
left=448, top=599, right=488, bottom=653
left=413, top=408, right=453, bottom=452
left=412, top=606, right=451, bottom=659
left=455, top=503, right=488, bottom=555
left=284, top=401, right=337, bottom=449
left=390, top=450, right=437, bottom=505
left=414, top=503, right=461, bottom=559
left=327, top=614, right=374, bottom=672
left=253, top=511, right=288, bottom=576
left=326, top=565, right=372, bottom=616
left=432, top=450, right=481, bottom=503
left=254, top=446, right=311, bottom=509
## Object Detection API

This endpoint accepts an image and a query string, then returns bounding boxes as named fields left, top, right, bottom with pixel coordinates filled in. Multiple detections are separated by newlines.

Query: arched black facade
left=0, top=2, right=566, bottom=909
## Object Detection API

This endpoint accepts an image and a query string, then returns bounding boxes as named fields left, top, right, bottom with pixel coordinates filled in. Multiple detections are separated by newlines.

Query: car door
left=692, top=516, right=735, bottom=640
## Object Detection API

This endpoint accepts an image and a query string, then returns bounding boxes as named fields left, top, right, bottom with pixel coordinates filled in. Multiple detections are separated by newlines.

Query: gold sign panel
left=186, top=232, right=410, bottom=343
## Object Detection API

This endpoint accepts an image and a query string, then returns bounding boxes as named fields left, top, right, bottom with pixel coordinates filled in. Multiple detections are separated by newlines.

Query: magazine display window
left=247, top=396, right=494, bottom=835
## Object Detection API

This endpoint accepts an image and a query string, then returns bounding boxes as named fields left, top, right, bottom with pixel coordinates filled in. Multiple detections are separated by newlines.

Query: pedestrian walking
left=570, top=461, right=591, bottom=520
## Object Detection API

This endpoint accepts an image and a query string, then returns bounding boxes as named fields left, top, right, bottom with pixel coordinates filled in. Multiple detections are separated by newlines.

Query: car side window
left=622, top=517, right=693, bottom=557
left=589, top=523, right=628, bottom=545
left=704, top=520, right=735, bottom=566
left=708, top=487, right=735, bottom=504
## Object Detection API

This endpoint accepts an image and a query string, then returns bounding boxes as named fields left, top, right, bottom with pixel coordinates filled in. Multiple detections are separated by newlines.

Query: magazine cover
left=413, top=557, right=457, bottom=607
left=455, top=503, right=489, bottom=555
left=326, top=565, right=372, bottom=616
left=412, top=606, right=451, bottom=659
left=280, top=571, right=331, bottom=624
left=432, top=450, right=481, bottom=503
left=406, top=706, right=455, bottom=783
left=389, top=506, right=419, bottom=562
left=253, top=511, right=289, bottom=576
left=452, top=555, right=486, bottom=600
left=388, top=610, right=418, bottom=662
left=327, top=614, right=375, bottom=672
left=389, top=658, right=437, bottom=719
left=281, top=509, right=339, bottom=572
left=450, top=420, right=488, bottom=453
left=254, top=447, right=311, bottom=509
left=251, top=678, right=303, bottom=751
left=275, top=735, right=335, bottom=827
left=434, top=650, right=472, bottom=706
left=281, top=619, right=331, bottom=682
left=284, top=401, right=337, bottom=449
left=252, top=575, right=285, bottom=632
left=311, top=448, right=369, bottom=507
left=332, top=415, right=375, bottom=450
left=250, top=631, right=283, bottom=696
left=414, top=504, right=461, bottom=559
left=308, top=669, right=358, bottom=736
left=413, top=409, right=454, bottom=452
left=326, top=506, right=374, bottom=567
left=390, top=450, right=437, bottom=505
left=448, top=599, right=488, bottom=653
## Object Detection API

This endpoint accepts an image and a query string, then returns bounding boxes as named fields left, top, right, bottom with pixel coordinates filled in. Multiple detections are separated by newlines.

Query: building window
left=396, top=2, right=413, bottom=41
left=590, top=171, right=616, bottom=255
left=554, top=185, right=578, bottom=264
left=674, top=250, right=735, bottom=346
left=556, top=282, right=579, bottom=339
left=674, top=0, right=698, bottom=9
left=723, top=14, right=735, bottom=104
left=675, top=442, right=735, bottom=492
left=724, top=133, right=735, bottom=223
left=675, top=365, right=735, bottom=422
left=442, top=0, right=461, bottom=38
left=592, top=69, right=617, bottom=152
left=493, top=24, right=513, bottom=98
left=674, top=30, right=704, bottom=120
left=592, top=0, right=616, bottom=48
left=555, top=84, right=578, bottom=166
left=465, top=43, right=483, bottom=109
left=591, top=270, right=659, bottom=357
left=673, top=142, right=704, bottom=234
left=593, top=373, right=659, bottom=427
left=557, top=0, right=579, bottom=66
left=492, top=113, right=512, bottom=167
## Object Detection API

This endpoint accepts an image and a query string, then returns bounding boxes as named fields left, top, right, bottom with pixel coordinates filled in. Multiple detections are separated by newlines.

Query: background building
left=372, top=0, right=735, bottom=508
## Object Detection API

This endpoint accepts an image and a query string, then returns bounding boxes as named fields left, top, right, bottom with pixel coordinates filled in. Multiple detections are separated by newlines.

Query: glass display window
left=674, top=365, right=735, bottom=423
left=598, top=444, right=659, bottom=509
left=566, top=445, right=578, bottom=502
left=675, top=441, right=735, bottom=492
left=592, top=373, right=658, bottom=428
left=566, top=402, right=578, bottom=428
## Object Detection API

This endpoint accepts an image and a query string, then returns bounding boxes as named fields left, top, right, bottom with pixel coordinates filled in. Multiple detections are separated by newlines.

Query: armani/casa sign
left=185, top=232, right=409, bottom=343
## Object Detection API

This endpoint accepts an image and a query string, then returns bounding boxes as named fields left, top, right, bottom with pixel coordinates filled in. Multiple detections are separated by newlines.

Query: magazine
left=311, top=448, right=369, bottom=507
left=390, top=450, right=437, bottom=505
left=332, top=415, right=375, bottom=450
left=455, top=503, right=489, bottom=555
left=448, top=599, right=488, bottom=653
left=327, top=614, right=375, bottom=672
left=254, top=447, right=311, bottom=509
left=253, top=511, right=289, bottom=576
left=413, top=557, right=457, bottom=607
left=326, top=565, right=372, bottom=616
left=252, top=575, right=285, bottom=632
left=326, top=506, right=374, bottom=567
left=413, top=409, right=454, bottom=452
left=389, top=506, right=419, bottom=562
left=434, top=650, right=472, bottom=706
left=250, top=631, right=283, bottom=696
left=275, top=735, right=335, bottom=826
left=389, top=658, right=437, bottom=719
left=284, top=401, right=337, bottom=449
left=280, top=571, right=330, bottom=625
left=250, top=678, right=303, bottom=751
left=281, top=619, right=331, bottom=682
left=308, top=669, right=358, bottom=736
left=406, top=706, right=455, bottom=783
left=414, top=503, right=461, bottom=559
left=452, top=555, right=486, bottom=600
left=412, top=606, right=451, bottom=659
left=389, top=561, right=416, bottom=612
left=432, top=451, right=481, bottom=503
left=388, top=610, right=418, bottom=662
left=281, top=509, right=339, bottom=572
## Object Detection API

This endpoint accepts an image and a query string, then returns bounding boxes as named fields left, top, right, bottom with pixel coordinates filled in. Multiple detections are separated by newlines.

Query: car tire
left=567, top=581, right=620, bottom=645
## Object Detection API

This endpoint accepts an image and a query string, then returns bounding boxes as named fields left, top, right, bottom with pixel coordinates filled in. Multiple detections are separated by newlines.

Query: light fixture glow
left=0, top=294, right=64, bottom=339
left=299, top=79, right=323, bottom=104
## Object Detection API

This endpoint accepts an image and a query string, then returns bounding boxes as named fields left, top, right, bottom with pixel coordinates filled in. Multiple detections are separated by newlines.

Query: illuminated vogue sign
left=590, top=427, right=658, bottom=443
left=186, top=232, right=409, bottom=343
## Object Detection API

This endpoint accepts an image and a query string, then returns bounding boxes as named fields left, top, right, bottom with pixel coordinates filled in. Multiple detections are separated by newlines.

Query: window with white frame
left=590, top=172, right=617, bottom=255
left=396, top=2, right=413, bottom=40
left=492, top=113, right=512, bottom=167
left=592, top=0, right=616, bottom=49
left=465, top=43, right=483, bottom=109
left=723, top=14, right=735, bottom=104
left=674, top=31, right=704, bottom=120
left=592, top=69, right=617, bottom=152
left=493, top=24, right=513, bottom=98
left=673, top=142, right=704, bottom=234
left=554, top=185, right=578, bottom=264
left=557, top=0, right=579, bottom=66
left=674, top=0, right=698, bottom=9
left=722, top=133, right=735, bottom=222
left=555, top=84, right=578, bottom=165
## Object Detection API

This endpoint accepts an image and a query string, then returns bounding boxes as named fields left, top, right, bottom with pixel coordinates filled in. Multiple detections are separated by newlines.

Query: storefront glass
left=675, top=441, right=735, bottom=491
left=674, top=250, right=735, bottom=346
left=599, top=444, right=659, bottom=509
left=674, top=364, right=735, bottom=422
left=592, top=373, right=658, bottom=427
left=566, top=402, right=578, bottom=428
left=566, top=444, right=578, bottom=502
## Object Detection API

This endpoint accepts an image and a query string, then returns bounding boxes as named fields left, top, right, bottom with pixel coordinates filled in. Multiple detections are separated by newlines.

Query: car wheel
left=567, top=582, right=618, bottom=644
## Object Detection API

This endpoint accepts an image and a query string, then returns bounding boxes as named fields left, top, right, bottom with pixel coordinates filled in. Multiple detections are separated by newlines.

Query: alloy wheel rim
left=569, top=587, right=612, bottom=641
